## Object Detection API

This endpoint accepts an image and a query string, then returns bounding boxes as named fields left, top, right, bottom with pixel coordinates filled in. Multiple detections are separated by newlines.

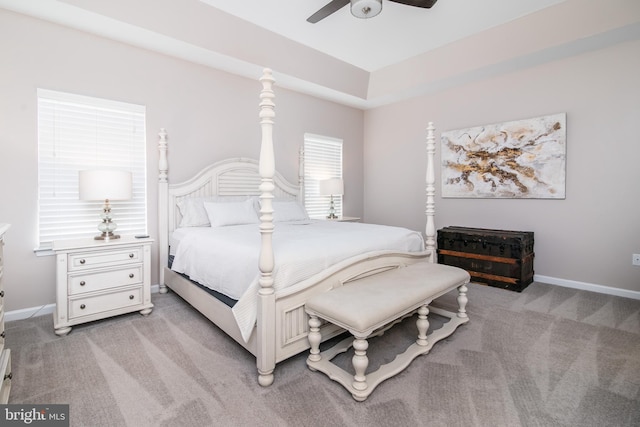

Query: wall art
left=441, top=113, right=566, bottom=198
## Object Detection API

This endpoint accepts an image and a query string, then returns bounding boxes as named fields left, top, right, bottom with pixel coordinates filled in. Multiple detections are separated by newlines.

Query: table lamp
left=79, top=169, right=132, bottom=240
left=319, top=178, right=344, bottom=219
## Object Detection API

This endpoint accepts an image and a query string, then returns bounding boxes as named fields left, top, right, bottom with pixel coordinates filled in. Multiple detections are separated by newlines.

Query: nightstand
left=325, top=216, right=360, bottom=222
left=53, top=236, right=154, bottom=336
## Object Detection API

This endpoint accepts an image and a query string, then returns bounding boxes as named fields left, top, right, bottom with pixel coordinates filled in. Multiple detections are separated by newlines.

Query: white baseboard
left=5, top=284, right=164, bottom=322
left=5, top=303, right=56, bottom=322
left=534, top=274, right=640, bottom=300
left=5, top=279, right=638, bottom=322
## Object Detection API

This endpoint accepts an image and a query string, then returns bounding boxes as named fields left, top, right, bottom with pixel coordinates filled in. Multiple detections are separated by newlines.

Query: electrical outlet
left=633, top=254, right=640, bottom=266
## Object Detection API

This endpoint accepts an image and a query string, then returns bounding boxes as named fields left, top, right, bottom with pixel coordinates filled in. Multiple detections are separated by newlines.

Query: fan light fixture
left=350, top=0, right=382, bottom=19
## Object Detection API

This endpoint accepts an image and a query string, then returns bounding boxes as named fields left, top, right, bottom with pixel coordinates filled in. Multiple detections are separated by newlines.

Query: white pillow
left=204, top=199, right=259, bottom=227
left=176, top=197, right=210, bottom=227
left=271, top=200, right=309, bottom=222
left=177, top=196, right=258, bottom=227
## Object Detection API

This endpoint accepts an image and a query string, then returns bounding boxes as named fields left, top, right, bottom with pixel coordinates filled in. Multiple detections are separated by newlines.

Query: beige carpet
left=6, top=281, right=640, bottom=427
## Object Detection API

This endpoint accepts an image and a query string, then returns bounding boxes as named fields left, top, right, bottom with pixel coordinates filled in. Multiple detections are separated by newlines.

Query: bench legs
left=307, top=302, right=442, bottom=401
left=306, top=288, right=470, bottom=401
left=351, top=338, right=369, bottom=392
left=307, top=315, right=322, bottom=365
left=457, top=284, right=468, bottom=318
left=416, top=304, right=429, bottom=346
left=344, top=305, right=427, bottom=396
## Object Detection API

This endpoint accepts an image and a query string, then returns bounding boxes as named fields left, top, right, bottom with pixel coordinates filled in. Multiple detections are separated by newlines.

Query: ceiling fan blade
left=307, top=0, right=350, bottom=23
left=389, top=0, right=438, bottom=8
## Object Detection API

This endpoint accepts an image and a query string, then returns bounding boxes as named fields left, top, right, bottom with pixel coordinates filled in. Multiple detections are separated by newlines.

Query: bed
left=158, top=68, right=439, bottom=387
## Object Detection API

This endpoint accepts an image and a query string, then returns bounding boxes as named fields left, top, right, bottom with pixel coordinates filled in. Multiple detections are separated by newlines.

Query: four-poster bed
left=158, top=68, right=444, bottom=387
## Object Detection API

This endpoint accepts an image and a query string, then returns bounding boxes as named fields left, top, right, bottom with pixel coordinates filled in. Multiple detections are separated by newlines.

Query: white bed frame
left=158, top=68, right=438, bottom=387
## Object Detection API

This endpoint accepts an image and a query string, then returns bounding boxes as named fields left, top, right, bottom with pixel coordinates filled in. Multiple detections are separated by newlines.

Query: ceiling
left=199, top=0, right=565, bottom=72
left=1, top=0, right=639, bottom=109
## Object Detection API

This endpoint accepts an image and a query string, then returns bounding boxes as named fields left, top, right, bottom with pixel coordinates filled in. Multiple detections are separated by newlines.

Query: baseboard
left=5, top=303, right=56, bottom=322
left=534, top=274, right=640, bottom=300
left=5, top=284, right=164, bottom=322
left=6, top=279, right=638, bottom=322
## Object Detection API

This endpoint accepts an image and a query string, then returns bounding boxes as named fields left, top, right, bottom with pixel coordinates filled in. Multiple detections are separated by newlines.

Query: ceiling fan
left=307, top=0, right=438, bottom=23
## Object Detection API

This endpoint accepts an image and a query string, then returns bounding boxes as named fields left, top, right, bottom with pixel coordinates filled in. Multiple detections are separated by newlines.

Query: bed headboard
left=165, top=157, right=301, bottom=235
left=157, top=123, right=304, bottom=286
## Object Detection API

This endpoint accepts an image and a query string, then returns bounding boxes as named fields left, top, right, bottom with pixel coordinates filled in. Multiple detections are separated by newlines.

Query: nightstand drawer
left=69, top=286, right=143, bottom=319
left=69, top=266, right=143, bottom=294
left=68, top=246, right=143, bottom=271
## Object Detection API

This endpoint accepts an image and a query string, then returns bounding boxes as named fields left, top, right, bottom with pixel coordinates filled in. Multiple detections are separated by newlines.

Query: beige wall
left=0, top=10, right=364, bottom=312
left=364, top=39, right=640, bottom=293
left=1, top=6, right=638, bottom=315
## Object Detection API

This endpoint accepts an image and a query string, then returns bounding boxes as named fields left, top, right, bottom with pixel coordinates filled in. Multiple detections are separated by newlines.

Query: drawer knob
left=129, top=253, right=134, bottom=258
left=80, top=304, right=86, bottom=309
left=3, top=373, right=11, bottom=381
left=79, top=259, right=86, bottom=264
left=0, top=331, right=4, bottom=338
left=0, top=290, right=4, bottom=298
left=129, top=295, right=134, bottom=300
left=80, top=281, right=86, bottom=286
left=129, top=273, right=134, bottom=278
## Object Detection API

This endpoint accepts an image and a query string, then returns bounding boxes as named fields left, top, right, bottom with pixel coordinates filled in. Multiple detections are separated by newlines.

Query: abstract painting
left=441, top=113, right=566, bottom=198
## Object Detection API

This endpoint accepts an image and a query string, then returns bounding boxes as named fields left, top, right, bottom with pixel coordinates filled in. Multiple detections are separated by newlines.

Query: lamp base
left=95, top=200, right=119, bottom=240
left=326, top=195, right=338, bottom=220
left=94, top=232, right=120, bottom=241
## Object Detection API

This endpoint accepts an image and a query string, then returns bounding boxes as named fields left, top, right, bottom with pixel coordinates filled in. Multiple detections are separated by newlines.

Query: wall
left=364, top=39, right=640, bottom=294
left=0, top=10, right=364, bottom=313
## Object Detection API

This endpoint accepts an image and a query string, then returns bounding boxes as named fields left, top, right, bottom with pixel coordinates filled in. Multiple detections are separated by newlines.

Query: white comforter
left=170, top=220, right=425, bottom=341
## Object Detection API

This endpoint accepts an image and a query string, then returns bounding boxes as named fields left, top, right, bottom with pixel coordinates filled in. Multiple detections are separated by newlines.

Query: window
left=37, top=89, right=147, bottom=250
left=303, top=133, right=343, bottom=219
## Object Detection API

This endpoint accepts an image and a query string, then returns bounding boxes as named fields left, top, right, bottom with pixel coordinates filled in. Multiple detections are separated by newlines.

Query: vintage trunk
left=437, top=226, right=534, bottom=292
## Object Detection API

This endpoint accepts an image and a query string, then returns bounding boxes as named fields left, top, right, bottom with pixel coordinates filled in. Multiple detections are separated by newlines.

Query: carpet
left=5, top=281, right=640, bottom=426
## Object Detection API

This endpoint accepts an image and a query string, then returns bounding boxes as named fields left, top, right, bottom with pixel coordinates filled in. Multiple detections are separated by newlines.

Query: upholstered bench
left=305, top=261, right=470, bottom=401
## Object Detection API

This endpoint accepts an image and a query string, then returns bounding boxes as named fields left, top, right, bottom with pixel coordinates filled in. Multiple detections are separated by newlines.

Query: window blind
left=303, top=133, right=343, bottom=219
left=37, top=89, right=147, bottom=249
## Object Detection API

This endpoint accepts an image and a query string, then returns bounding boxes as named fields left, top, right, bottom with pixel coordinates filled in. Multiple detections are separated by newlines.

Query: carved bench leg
left=352, top=337, right=369, bottom=395
left=416, top=304, right=430, bottom=346
left=307, top=315, right=322, bottom=366
left=457, top=284, right=468, bottom=318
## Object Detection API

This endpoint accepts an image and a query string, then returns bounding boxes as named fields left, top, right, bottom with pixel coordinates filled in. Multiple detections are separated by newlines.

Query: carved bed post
left=158, top=128, right=169, bottom=293
left=425, top=122, right=436, bottom=262
left=257, top=68, right=277, bottom=386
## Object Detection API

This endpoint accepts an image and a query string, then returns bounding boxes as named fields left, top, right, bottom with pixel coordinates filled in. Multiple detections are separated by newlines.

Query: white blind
left=303, top=133, right=343, bottom=219
left=37, top=89, right=147, bottom=248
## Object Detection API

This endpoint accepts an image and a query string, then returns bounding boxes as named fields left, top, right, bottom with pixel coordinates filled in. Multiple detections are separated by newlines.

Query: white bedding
left=170, top=220, right=425, bottom=341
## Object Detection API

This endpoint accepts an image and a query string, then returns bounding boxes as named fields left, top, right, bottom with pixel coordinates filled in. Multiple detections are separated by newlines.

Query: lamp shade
left=319, top=178, right=344, bottom=196
left=79, top=170, right=132, bottom=201
left=351, top=0, right=382, bottom=19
